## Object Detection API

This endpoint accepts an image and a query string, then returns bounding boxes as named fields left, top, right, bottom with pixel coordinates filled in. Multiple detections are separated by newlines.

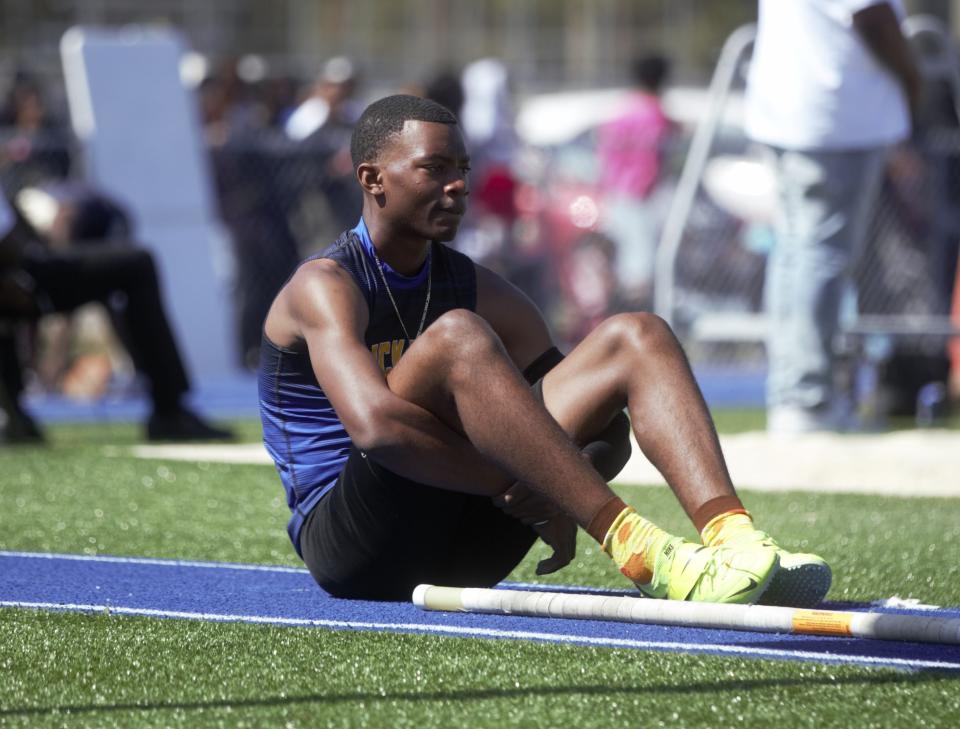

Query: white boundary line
left=0, top=550, right=309, bottom=574
left=3, top=600, right=959, bottom=672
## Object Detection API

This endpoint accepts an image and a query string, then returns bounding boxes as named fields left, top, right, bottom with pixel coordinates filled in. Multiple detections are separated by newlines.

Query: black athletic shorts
left=299, top=445, right=539, bottom=601
left=299, top=379, right=562, bottom=601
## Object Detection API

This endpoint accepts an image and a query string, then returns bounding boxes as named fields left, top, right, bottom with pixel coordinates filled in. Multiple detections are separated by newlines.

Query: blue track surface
left=2, top=551, right=958, bottom=673
left=22, top=373, right=261, bottom=423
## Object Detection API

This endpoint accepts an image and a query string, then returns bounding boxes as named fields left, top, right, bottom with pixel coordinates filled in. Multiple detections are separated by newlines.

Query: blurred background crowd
left=1, top=0, right=959, bottom=432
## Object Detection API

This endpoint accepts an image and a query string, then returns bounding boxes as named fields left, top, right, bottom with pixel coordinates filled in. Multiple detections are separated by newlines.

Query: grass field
left=2, top=417, right=960, bottom=727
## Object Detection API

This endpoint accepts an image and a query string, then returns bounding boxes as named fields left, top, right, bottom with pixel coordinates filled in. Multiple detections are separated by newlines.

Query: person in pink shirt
left=597, top=54, right=673, bottom=308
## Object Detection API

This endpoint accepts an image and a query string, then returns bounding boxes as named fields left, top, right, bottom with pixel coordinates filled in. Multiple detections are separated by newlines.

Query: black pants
left=300, top=446, right=538, bottom=601
left=1, top=244, right=190, bottom=410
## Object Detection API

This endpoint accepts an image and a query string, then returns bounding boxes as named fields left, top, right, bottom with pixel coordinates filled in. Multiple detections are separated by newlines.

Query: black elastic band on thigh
left=522, top=346, right=565, bottom=385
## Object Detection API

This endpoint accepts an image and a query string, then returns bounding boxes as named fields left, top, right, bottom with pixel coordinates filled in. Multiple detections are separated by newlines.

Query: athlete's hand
left=533, top=514, right=577, bottom=575
left=492, top=482, right=561, bottom=525
left=492, top=482, right=575, bottom=573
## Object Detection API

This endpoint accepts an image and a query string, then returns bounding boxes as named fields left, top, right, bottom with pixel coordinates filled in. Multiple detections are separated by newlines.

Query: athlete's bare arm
left=474, top=263, right=615, bottom=442
left=473, top=263, right=579, bottom=523
left=473, top=263, right=555, bottom=372
left=265, top=259, right=510, bottom=494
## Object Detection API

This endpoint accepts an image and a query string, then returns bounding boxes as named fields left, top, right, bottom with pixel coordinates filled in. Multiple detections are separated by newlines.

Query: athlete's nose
left=445, top=174, right=468, bottom=198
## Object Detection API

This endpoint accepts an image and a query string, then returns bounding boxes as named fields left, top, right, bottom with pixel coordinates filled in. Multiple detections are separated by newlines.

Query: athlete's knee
left=422, top=309, right=503, bottom=359
left=596, top=311, right=676, bottom=356
left=415, top=309, right=510, bottom=388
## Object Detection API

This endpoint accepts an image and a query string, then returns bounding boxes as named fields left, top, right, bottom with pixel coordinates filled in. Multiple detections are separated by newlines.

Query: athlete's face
left=374, top=120, right=471, bottom=243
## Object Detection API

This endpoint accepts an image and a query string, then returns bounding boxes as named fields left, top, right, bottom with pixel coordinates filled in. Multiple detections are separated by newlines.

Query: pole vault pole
left=413, top=585, right=960, bottom=645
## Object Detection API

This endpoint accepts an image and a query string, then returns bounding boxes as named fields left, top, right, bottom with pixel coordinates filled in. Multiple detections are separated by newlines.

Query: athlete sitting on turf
left=259, top=94, right=831, bottom=606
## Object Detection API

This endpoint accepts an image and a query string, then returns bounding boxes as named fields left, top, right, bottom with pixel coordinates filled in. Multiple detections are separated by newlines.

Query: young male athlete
left=259, top=94, right=831, bottom=605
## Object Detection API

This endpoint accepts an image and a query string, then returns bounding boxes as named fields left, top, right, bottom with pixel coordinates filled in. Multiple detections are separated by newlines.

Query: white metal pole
left=414, top=585, right=960, bottom=645
left=653, top=24, right=756, bottom=327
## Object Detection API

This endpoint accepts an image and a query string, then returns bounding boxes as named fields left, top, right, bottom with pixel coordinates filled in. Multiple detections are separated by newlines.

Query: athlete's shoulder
left=287, top=256, right=362, bottom=312
left=317, top=229, right=379, bottom=299
left=265, top=230, right=372, bottom=347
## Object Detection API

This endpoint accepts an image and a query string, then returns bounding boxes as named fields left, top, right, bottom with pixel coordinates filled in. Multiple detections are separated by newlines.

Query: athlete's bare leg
left=383, top=308, right=616, bottom=528
left=540, top=312, right=736, bottom=522
left=383, top=309, right=781, bottom=600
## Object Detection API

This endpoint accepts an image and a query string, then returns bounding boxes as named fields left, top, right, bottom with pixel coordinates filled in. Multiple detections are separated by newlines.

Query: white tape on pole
left=412, top=585, right=960, bottom=645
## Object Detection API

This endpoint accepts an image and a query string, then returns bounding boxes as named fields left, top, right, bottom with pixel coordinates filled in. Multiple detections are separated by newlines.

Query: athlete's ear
left=357, top=162, right=383, bottom=195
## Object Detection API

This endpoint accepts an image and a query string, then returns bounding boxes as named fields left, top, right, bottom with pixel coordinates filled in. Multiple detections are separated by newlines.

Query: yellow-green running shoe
left=641, top=537, right=780, bottom=604
left=718, top=530, right=831, bottom=608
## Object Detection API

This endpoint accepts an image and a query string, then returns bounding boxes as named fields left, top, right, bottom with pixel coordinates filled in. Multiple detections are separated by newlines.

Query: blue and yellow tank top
left=258, top=218, right=477, bottom=554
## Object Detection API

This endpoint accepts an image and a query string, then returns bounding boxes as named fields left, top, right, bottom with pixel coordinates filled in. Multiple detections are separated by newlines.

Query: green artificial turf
left=3, top=422, right=958, bottom=603
left=2, top=419, right=959, bottom=727
left=2, top=609, right=958, bottom=729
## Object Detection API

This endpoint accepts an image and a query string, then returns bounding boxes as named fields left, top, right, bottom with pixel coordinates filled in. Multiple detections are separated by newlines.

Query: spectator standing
left=745, top=1, right=922, bottom=433
left=596, top=54, right=673, bottom=309
left=460, top=59, right=517, bottom=183
left=285, top=56, right=363, bottom=236
left=455, top=59, right=520, bottom=267
left=196, top=58, right=265, bottom=146
left=285, top=56, right=362, bottom=145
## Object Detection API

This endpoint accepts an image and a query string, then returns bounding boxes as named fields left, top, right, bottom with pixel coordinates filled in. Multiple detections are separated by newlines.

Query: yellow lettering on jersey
left=376, top=341, right=391, bottom=372
left=370, top=338, right=409, bottom=374
left=391, top=339, right=406, bottom=367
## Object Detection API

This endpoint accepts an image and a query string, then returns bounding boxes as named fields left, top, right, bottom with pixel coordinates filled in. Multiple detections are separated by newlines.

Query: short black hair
left=350, top=94, right=458, bottom=167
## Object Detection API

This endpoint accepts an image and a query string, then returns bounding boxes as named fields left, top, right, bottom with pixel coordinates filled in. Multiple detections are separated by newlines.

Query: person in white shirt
left=745, top=0, right=922, bottom=433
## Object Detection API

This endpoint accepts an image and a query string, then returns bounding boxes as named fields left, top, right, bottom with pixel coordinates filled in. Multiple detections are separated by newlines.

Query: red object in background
left=533, top=185, right=602, bottom=276
left=475, top=163, right=517, bottom=222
